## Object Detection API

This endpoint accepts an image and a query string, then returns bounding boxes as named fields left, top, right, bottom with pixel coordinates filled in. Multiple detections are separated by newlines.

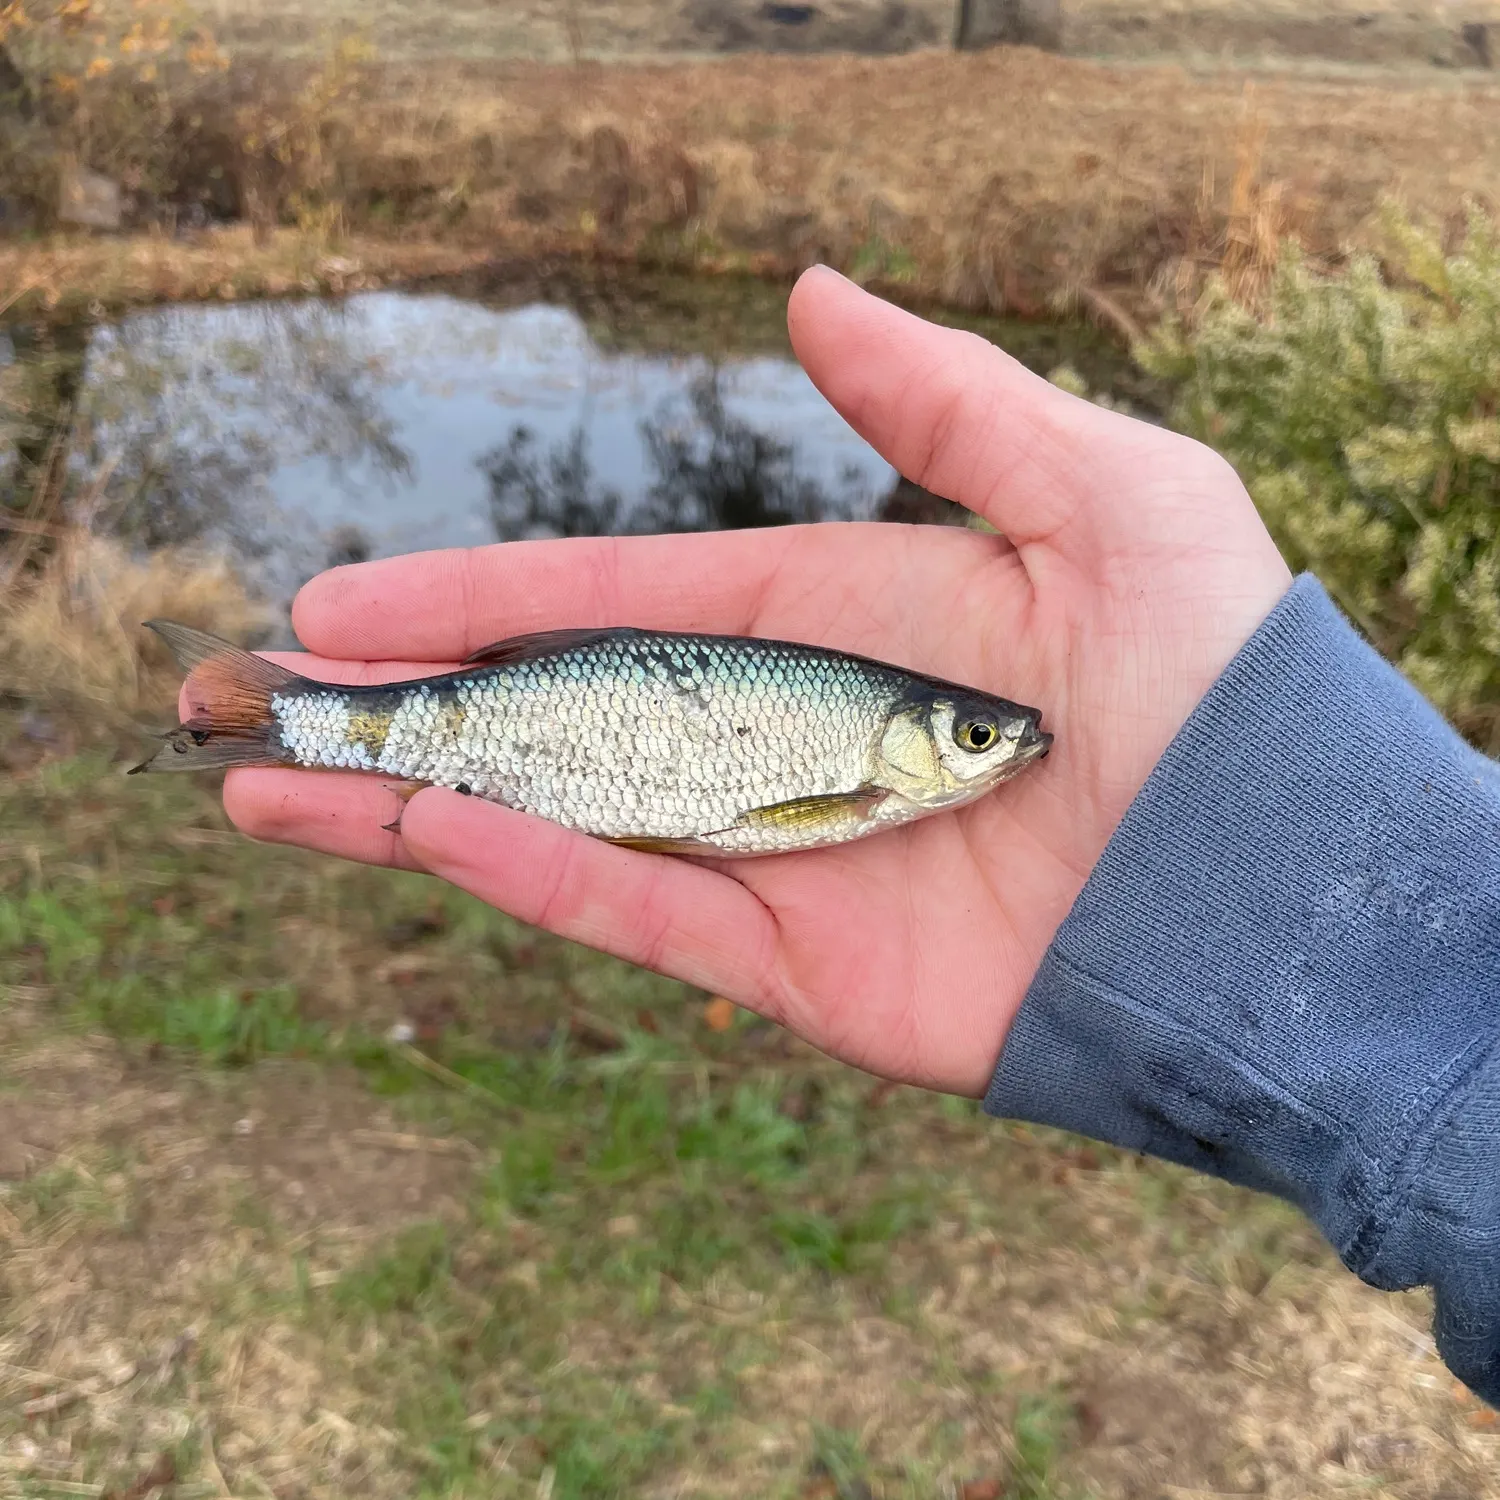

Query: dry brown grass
left=5, top=48, right=1500, bottom=326
left=0, top=1030, right=476, bottom=1499
left=210, top=0, right=1500, bottom=73
left=358, top=47, right=1500, bottom=320
left=0, top=531, right=272, bottom=721
left=0, top=226, right=497, bottom=321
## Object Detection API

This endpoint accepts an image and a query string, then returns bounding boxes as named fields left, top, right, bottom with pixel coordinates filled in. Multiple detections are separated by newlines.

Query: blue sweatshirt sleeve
left=985, top=573, right=1500, bottom=1406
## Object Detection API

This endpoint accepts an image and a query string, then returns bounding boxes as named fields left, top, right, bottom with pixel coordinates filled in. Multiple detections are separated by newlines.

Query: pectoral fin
left=736, top=786, right=889, bottom=833
left=599, top=787, right=889, bottom=856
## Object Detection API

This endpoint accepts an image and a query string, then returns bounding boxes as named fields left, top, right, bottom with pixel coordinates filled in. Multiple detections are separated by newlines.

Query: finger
left=287, top=522, right=1011, bottom=676
left=398, top=788, right=785, bottom=1007
left=290, top=527, right=806, bottom=662
left=786, top=266, right=1164, bottom=551
left=222, top=768, right=426, bottom=871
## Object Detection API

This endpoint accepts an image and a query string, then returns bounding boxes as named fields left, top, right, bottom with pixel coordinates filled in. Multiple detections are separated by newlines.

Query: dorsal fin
left=461, top=626, right=642, bottom=668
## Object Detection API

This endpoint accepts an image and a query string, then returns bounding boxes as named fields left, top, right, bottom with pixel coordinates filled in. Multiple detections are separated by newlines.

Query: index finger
left=291, top=526, right=807, bottom=663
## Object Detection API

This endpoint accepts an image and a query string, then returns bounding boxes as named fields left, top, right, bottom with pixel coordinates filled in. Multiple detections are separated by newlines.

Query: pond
left=3, top=271, right=1156, bottom=644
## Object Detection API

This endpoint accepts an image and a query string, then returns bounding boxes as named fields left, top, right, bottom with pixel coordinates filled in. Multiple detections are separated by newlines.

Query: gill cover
left=875, top=692, right=1040, bottom=807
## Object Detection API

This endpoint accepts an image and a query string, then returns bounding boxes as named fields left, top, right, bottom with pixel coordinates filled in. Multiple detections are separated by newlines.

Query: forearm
left=986, top=574, right=1500, bottom=1404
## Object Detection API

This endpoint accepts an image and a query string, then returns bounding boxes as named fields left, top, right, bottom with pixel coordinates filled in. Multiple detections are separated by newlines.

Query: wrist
left=986, top=573, right=1500, bottom=1262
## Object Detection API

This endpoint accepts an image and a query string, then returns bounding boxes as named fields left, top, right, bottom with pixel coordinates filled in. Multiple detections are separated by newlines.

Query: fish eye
left=955, top=717, right=998, bottom=753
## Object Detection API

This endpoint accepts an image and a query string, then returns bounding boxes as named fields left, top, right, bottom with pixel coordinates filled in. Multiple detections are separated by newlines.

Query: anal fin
left=600, top=834, right=721, bottom=855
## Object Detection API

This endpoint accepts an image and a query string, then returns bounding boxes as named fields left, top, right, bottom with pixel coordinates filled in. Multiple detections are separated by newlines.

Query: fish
left=129, top=619, right=1053, bottom=857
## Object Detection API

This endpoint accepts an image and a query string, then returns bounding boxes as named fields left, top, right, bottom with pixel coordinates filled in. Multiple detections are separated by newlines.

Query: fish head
left=874, top=687, right=1051, bottom=809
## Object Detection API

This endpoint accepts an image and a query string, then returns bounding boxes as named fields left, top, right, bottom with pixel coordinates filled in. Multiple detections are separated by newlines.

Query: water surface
left=5, top=272, right=1151, bottom=641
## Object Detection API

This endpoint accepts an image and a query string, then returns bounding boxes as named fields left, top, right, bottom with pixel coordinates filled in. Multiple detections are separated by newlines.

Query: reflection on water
left=482, top=370, right=866, bottom=541
left=5, top=279, right=1158, bottom=638
left=4, top=280, right=1158, bottom=622
left=73, top=301, right=413, bottom=561
left=42, top=290, right=900, bottom=623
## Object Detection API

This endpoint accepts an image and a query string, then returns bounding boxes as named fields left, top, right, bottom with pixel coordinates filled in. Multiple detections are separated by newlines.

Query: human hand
left=220, top=267, right=1291, bottom=1097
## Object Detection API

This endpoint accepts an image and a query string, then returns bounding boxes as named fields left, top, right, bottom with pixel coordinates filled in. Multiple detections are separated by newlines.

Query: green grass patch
left=0, top=740, right=1347, bottom=1497
left=810, top=1423, right=876, bottom=1497
left=0, top=882, right=327, bottom=1065
left=1008, top=1391, right=1081, bottom=1500
left=5, top=1161, right=123, bottom=1228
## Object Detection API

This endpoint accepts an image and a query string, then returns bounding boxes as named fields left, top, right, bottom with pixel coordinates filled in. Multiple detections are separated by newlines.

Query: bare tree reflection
left=876, top=474, right=964, bottom=526
left=481, top=369, right=869, bottom=542
left=66, top=302, right=412, bottom=556
left=1, top=323, right=90, bottom=524
left=482, top=426, right=625, bottom=541
left=638, top=370, right=863, bottom=530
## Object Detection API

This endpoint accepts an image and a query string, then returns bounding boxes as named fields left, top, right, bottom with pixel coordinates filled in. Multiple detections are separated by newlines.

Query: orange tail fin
left=128, top=620, right=305, bottom=775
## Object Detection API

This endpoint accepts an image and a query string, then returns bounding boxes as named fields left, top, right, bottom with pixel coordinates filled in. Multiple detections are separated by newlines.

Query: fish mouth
left=1015, top=719, right=1053, bottom=766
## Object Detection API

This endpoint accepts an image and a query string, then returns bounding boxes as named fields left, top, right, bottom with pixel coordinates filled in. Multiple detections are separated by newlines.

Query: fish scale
left=334, top=637, right=893, bottom=853
left=132, top=621, right=1053, bottom=857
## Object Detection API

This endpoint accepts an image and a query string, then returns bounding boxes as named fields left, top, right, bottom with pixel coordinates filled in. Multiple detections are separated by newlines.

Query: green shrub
left=1137, top=203, right=1500, bottom=752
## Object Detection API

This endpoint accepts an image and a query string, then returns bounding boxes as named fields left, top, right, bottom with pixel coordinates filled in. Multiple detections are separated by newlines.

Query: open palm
left=222, top=269, right=1291, bottom=1096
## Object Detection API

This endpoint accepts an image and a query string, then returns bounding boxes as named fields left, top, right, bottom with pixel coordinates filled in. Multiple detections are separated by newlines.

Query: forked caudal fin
left=127, top=619, right=305, bottom=775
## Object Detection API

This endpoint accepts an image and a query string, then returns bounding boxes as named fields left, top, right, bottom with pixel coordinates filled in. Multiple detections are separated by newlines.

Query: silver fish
left=130, top=620, right=1052, bottom=856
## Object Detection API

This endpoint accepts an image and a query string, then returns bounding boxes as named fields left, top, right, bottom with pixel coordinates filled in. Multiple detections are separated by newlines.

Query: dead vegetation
left=0, top=320, right=275, bottom=723
left=351, top=47, right=1500, bottom=324
left=4, top=45, right=1500, bottom=326
left=205, top=0, right=1500, bottom=73
left=0, top=531, right=272, bottom=720
left=0, top=226, right=494, bottom=320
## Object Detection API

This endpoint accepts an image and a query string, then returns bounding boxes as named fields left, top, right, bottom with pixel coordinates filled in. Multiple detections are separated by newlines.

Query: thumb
left=786, top=266, right=1171, bottom=555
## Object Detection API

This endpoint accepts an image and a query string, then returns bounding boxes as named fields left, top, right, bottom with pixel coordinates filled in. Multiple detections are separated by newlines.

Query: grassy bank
left=2, top=722, right=1497, bottom=1498
left=0, top=488, right=1496, bottom=1493
left=5, top=44, right=1500, bottom=327
left=0, top=229, right=508, bottom=322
